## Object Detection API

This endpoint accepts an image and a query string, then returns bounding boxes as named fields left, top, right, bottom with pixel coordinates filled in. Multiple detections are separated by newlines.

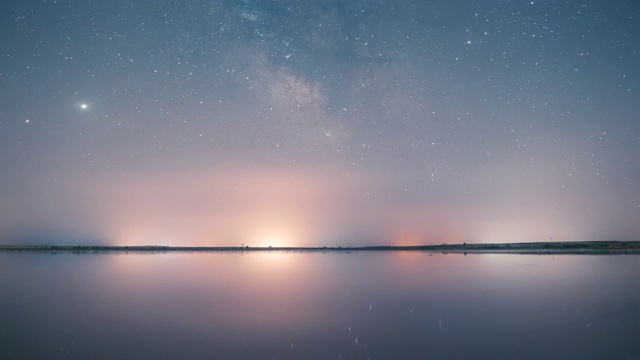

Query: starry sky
left=1, top=0, right=639, bottom=247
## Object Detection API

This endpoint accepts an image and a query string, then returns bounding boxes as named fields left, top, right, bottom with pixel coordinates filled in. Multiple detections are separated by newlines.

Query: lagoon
left=1, top=251, right=639, bottom=359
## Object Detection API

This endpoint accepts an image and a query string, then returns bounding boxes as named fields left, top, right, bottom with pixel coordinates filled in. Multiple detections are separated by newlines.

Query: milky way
left=1, top=1, right=639, bottom=246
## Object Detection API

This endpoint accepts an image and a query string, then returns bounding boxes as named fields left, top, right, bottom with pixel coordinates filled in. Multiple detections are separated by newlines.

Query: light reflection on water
left=1, top=251, right=639, bottom=359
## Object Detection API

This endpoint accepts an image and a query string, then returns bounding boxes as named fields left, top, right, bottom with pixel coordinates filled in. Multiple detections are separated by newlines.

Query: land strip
left=1, top=241, right=639, bottom=254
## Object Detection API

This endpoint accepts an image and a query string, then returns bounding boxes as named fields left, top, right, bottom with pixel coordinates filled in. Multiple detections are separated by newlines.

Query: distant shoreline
left=1, top=241, right=639, bottom=255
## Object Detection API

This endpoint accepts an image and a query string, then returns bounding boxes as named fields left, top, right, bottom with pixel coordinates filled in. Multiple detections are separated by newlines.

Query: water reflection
left=1, top=252, right=639, bottom=359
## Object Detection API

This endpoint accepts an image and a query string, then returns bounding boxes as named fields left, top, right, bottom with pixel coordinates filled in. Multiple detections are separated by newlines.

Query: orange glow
left=391, top=230, right=423, bottom=246
left=94, top=166, right=353, bottom=246
left=248, top=228, right=298, bottom=248
left=60, top=162, right=609, bottom=248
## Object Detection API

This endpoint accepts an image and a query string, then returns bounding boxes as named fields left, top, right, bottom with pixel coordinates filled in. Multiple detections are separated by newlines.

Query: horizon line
left=1, top=240, right=639, bottom=254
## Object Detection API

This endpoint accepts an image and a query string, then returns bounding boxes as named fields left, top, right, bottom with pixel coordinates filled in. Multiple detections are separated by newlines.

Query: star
left=75, top=102, right=90, bottom=111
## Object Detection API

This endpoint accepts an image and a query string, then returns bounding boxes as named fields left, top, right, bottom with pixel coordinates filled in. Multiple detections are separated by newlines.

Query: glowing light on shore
left=249, top=229, right=298, bottom=248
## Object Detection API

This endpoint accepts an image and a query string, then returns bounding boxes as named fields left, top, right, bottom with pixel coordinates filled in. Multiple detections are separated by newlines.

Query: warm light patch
left=392, top=230, right=423, bottom=246
left=249, top=229, right=297, bottom=248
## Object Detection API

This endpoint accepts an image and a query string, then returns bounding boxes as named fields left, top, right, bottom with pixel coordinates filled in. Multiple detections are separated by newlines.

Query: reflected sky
left=1, top=1, right=640, bottom=246
left=1, top=252, right=639, bottom=359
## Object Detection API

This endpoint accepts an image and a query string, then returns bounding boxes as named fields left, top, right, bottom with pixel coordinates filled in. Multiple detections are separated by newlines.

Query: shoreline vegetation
left=1, top=241, right=639, bottom=255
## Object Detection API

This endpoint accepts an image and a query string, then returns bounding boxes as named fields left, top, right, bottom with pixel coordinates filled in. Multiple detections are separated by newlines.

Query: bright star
left=75, top=102, right=89, bottom=110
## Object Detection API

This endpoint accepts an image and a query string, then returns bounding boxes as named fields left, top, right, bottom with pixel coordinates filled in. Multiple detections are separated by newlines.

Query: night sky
left=1, top=0, right=639, bottom=247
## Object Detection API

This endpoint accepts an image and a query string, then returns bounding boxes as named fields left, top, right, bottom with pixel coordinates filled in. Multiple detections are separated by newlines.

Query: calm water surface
left=1, top=251, right=639, bottom=359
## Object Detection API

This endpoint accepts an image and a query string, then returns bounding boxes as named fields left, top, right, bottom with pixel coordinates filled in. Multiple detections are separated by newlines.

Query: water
left=1, top=251, right=639, bottom=359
